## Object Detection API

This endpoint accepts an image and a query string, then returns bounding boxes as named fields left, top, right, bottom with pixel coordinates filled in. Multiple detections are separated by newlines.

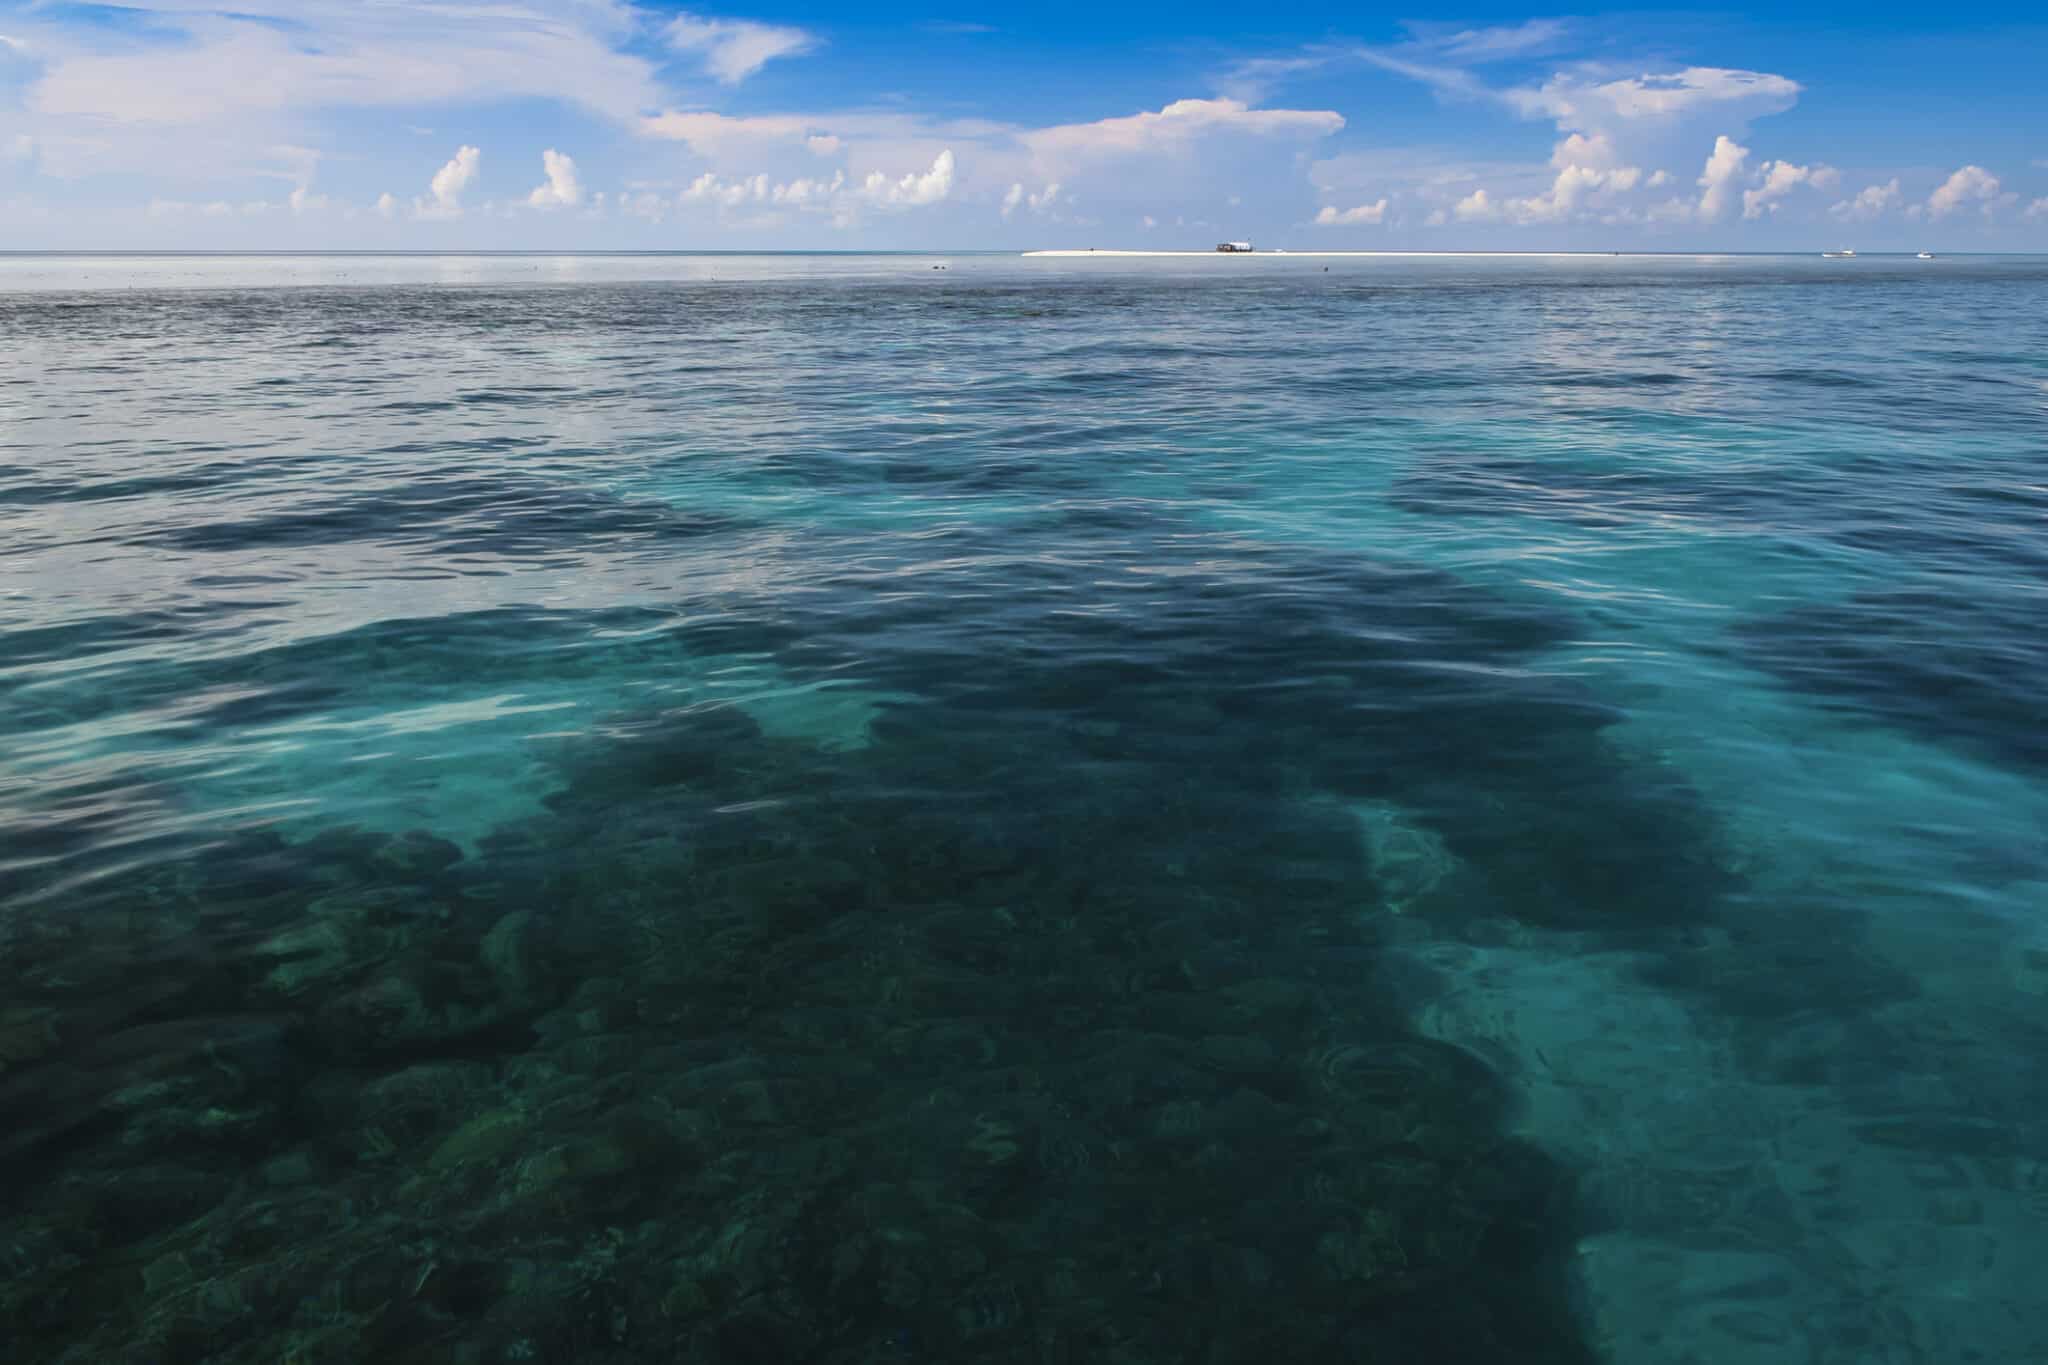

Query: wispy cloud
left=1313, top=199, right=1387, bottom=225
left=664, top=12, right=819, bottom=85
left=1221, top=20, right=1574, bottom=104
left=1023, top=98, right=1343, bottom=165
left=1417, top=18, right=1574, bottom=63
left=1216, top=54, right=1334, bottom=104
left=641, top=111, right=824, bottom=155
left=23, top=0, right=660, bottom=129
left=1348, top=48, right=1491, bottom=104
left=149, top=197, right=263, bottom=219
left=1503, top=67, right=1802, bottom=127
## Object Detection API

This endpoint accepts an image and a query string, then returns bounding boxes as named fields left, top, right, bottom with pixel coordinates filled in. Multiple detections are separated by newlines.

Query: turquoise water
left=3, top=252, right=2045, bottom=1363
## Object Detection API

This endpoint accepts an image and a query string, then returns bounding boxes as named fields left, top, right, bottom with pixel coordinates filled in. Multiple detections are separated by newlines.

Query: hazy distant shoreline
left=1029, top=248, right=1774, bottom=258
left=0, top=250, right=2014, bottom=295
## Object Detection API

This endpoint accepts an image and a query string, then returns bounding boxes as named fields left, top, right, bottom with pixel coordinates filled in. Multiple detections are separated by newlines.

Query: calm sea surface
left=3, top=253, right=2045, bottom=1363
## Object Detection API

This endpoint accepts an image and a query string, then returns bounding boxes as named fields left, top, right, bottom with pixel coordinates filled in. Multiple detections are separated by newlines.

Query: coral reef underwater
left=0, top=542, right=1730, bottom=1363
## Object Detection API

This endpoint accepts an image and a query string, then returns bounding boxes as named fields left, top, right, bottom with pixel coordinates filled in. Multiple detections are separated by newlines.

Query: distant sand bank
left=1022, top=249, right=1678, bottom=259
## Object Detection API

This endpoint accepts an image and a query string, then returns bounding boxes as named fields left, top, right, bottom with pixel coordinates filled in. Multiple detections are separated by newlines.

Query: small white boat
left=1917, top=252, right=1935, bottom=259
left=1821, top=248, right=1856, bottom=258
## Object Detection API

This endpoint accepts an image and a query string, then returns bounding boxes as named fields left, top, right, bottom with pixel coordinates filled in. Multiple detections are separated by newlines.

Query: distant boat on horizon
left=1918, top=251, right=1936, bottom=259
left=1822, top=248, right=1856, bottom=258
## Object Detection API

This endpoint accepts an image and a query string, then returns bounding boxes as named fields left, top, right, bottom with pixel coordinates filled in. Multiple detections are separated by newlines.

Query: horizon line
left=1, top=248, right=2032, bottom=259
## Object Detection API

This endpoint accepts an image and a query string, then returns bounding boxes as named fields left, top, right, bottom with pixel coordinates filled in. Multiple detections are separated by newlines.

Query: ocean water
left=2, top=251, right=2045, bottom=1364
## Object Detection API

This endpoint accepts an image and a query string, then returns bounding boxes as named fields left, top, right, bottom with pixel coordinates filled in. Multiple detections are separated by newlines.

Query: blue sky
left=1, top=2, right=2043, bottom=248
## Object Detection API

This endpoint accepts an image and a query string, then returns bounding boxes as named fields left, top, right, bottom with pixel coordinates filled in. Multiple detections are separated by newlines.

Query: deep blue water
left=3, top=252, right=2046, bottom=1363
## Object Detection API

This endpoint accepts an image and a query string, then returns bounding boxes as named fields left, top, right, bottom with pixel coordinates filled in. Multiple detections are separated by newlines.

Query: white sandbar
left=1022, top=249, right=1684, bottom=258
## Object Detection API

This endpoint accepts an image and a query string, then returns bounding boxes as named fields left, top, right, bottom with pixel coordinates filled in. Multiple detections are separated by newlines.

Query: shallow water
left=3, top=252, right=2046, bottom=1363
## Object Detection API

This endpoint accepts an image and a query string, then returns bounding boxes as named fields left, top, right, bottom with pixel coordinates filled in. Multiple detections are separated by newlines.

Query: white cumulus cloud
left=1695, top=134, right=1749, bottom=221
left=2028, top=197, right=2048, bottom=220
left=768, top=174, right=838, bottom=206
left=665, top=12, right=818, bottom=85
left=417, top=145, right=480, bottom=219
left=1926, top=165, right=2002, bottom=218
left=1742, top=159, right=1838, bottom=218
left=1314, top=200, right=1389, bottom=225
left=1012, top=97, right=1344, bottom=220
left=859, top=149, right=954, bottom=206
left=681, top=170, right=771, bottom=208
left=1829, top=179, right=1899, bottom=222
left=1497, top=140, right=1644, bottom=224
left=527, top=148, right=582, bottom=208
left=1343, top=54, right=1799, bottom=236
left=640, top=97, right=1338, bottom=231
left=1453, top=188, right=1497, bottom=221
left=1001, top=181, right=1062, bottom=217
left=375, top=192, right=397, bottom=219
left=1551, top=131, right=1622, bottom=170
left=672, top=150, right=954, bottom=228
